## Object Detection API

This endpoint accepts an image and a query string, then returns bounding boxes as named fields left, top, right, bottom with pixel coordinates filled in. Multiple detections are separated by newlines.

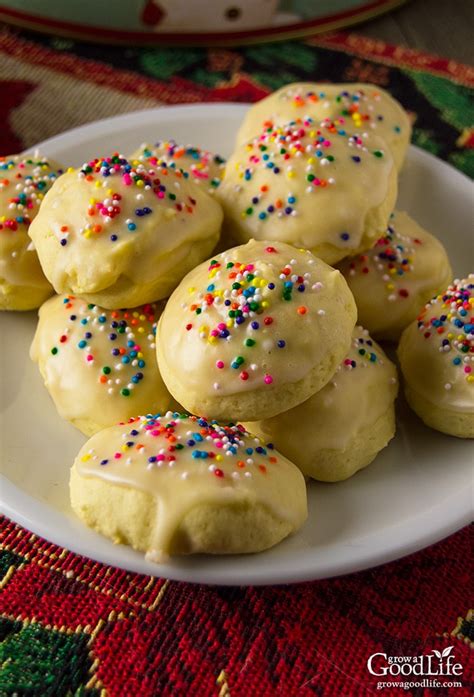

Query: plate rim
left=2, top=102, right=473, bottom=585
left=0, top=474, right=471, bottom=585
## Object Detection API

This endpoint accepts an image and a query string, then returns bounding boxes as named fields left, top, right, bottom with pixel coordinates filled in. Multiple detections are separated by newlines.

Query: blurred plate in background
left=0, top=0, right=407, bottom=45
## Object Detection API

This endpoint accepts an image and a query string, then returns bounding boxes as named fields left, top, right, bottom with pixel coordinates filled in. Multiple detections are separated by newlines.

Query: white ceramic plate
left=1, top=104, right=472, bottom=585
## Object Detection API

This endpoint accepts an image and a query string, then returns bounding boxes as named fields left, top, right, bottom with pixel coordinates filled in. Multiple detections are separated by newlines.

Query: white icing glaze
left=30, top=295, right=174, bottom=433
left=398, top=276, right=474, bottom=412
left=157, top=239, right=356, bottom=398
left=218, top=117, right=397, bottom=262
left=236, top=82, right=411, bottom=169
left=246, top=326, right=398, bottom=455
left=337, top=211, right=452, bottom=339
left=0, top=235, right=50, bottom=289
left=75, top=413, right=306, bottom=558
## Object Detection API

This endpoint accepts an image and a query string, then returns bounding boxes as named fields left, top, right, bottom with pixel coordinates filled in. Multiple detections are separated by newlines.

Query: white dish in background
left=0, top=104, right=472, bottom=585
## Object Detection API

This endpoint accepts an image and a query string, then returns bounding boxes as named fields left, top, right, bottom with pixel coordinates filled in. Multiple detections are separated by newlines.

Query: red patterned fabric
left=0, top=518, right=472, bottom=696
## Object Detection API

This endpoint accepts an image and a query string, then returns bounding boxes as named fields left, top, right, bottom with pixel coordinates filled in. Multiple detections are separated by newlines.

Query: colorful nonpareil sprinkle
left=233, top=117, right=384, bottom=223
left=50, top=296, right=159, bottom=398
left=416, top=277, right=474, bottom=386
left=132, top=140, right=225, bottom=193
left=0, top=156, right=63, bottom=232
left=341, top=331, right=381, bottom=371
left=81, top=412, right=276, bottom=480
left=345, top=215, right=419, bottom=301
left=183, top=245, right=323, bottom=389
left=275, top=85, right=404, bottom=136
left=61, top=154, right=198, bottom=245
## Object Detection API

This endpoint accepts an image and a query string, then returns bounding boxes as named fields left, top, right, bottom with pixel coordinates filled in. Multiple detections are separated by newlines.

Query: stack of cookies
left=2, top=83, right=471, bottom=563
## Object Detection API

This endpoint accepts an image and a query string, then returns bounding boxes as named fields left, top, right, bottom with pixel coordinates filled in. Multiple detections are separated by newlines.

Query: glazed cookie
left=245, top=327, right=398, bottom=482
left=130, top=140, right=225, bottom=195
left=70, top=413, right=307, bottom=559
left=0, top=154, right=63, bottom=310
left=29, top=155, right=223, bottom=309
left=338, top=211, right=452, bottom=341
left=236, top=82, right=411, bottom=170
left=31, top=294, right=175, bottom=436
left=217, top=117, right=397, bottom=264
left=398, top=276, right=474, bottom=438
left=156, top=240, right=357, bottom=421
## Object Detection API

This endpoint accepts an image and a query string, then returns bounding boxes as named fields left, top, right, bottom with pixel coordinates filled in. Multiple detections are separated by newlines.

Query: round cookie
left=398, top=276, right=474, bottom=439
left=217, top=117, right=397, bottom=264
left=244, top=327, right=398, bottom=482
left=156, top=239, right=357, bottom=422
left=338, top=211, right=452, bottom=341
left=130, top=140, right=225, bottom=195
left=0, top=154, right=63, bottom=310
left=28, top=154, right=223, bottom=309
left=236, top=82, right=411, bottom=170
left=30, top=294, right=175, bottom=436
left=70, top=413, right=308, bottom=559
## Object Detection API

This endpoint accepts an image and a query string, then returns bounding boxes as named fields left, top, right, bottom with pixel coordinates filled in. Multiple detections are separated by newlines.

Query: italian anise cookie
left=29, top=155, right=223, bottom=309
left=156, top=240, right=357, bottom=421
left=70, top=414, right=307, bottom=559
left=0, top=154, right=63, bottom=310
left=31, top=295, right=175, bottom=435
left=398, top=276, right=474, bottom=438
left=217, top=117, right=397, bottom=264
left=338, top=211, right=452, bottom=341
left=245, top=327, right=398, bottom=481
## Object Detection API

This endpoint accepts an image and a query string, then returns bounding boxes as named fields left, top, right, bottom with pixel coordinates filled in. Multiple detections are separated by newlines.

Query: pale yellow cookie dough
left=29, top=155, right=223, bottom=309
left=156, top=240, right=357, bottom=422
left=217, top=118, right=397, bottom=264
left=70, top=413, right=307, bottom=558
left=398, top=276, right=474, bottom=438
left=236, top=82, right=411, bottom=170
left=245, top=327, right=398, bottom=481
left=30, top=295, right=175, bottom=436
left=0, top=154, right=63, bottom=310
left=338, top=211, right=452, bottom=341
left=130, top=141, right=225, bottom=195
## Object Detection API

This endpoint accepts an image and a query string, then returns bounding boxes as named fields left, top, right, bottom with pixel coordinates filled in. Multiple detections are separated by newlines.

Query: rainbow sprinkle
left=81, top=413, right=277, bottom=480
left=0, top=156, right=62, bottom=232
left=416, top=277, right=474, bottom=387
left=344, top=214, right=419, bottom=301
left=233, top=117, right=385, bottom=226
left=132, top=140, right=225, bottom=193
left=183, top=245, right=322, bottom=390
left=49, top=296, right=159, bottom=398
left=274, top=85, right=404, bottom=136
left=341, top=331, right=380, bottom=371
left=61, top=154, right=198, bottom=245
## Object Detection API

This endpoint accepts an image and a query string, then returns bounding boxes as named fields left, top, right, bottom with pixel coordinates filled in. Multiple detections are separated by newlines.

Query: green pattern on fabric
left=190, top=68, right=226, bottom=88
left=406, top=71, right=474, bottom=130
left=243, top=43, right=318, bottom=85
left=0, top=549, right=26, bottom=581
left=139, top=48, right=201, bottom=80
left=458, top=614, right=474, bottom=641
left=0, top=618, right=22, bottom=643
left=0, top=622, right=100, bottom=697
left=411, top=128, right=442, bottom=156
left=450, top=150, right=474, bottom=179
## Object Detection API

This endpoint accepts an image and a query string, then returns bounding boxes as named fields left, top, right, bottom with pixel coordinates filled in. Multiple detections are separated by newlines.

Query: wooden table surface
left=355, top=0, right=473, bottom=65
